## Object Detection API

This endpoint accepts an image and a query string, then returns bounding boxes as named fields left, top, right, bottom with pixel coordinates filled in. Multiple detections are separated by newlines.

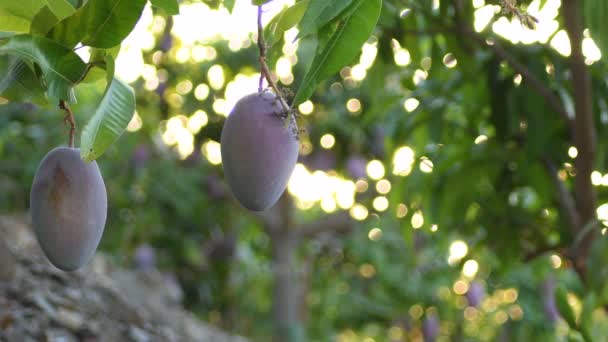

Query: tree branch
left=459, top=28, right=574, bottom=135
left=541, top=156, right=580, bottom=235
left=296, top=212, right=352, bottom=239
left=562, top=0, right=597, bottom=280
left=59, top=100, right=75, bottom=148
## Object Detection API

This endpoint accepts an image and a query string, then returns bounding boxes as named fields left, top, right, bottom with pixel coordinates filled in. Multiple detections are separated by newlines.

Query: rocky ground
left=0, top=215, right=248, bottom=342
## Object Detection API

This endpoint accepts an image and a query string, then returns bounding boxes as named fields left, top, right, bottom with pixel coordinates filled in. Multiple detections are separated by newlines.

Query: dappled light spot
left=419, top=157, right=434, bottom=173
left=366, top=160, right=385, bottom=180
left=396, top=203, right=407, bottom=218
left=462, top=260, right=479, bottom=278
left=202, top=140, right=222, bottom=165
left=208, top=64, right=225, bottom=90
left=350, top=204, right=368, bottom=221
left=375, top=179, right=391, bottom=194
left=372, top=196, right=389, bottom=212
left=404, top=98, right=419, bottom=112
left=346, top=98, right=362, bottom=113
left=453, top=280, right=469, bottom=295
left=298, top=101, right=314, bottom=115
left=368, top=228, right=382, bottom=241
left=320, top=134, right=335, bottom=149
left=393, top=146, right=415, bottom=176
left=194, top=83, right=209, bottom=101
left=449, top=240, right=469, bottom=265
left=187, top=110, right=208, bottom=134
left=127, top=112, right=142, bottom=132
left=411, top=210, right=424, bottom=229
left=443, top=53, right=457, bottom=68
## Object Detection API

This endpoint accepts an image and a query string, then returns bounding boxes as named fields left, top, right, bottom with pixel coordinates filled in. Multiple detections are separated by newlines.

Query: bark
left=267, top=194, right=299, bottom=342
left=562, top=0, right=597, bottom=280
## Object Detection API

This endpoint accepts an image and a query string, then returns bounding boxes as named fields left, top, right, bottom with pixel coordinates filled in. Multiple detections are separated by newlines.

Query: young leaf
left=150, top=0, right=179, bottom=15
left=264, top=0, right=309, bottom=48
left=49, top=0, right=147, bottom=48
left=0, top=34, right=87, bottom=102
left=296, top=0, right=352, bottom=40
left=0, top=56, right=48, bottom=104
left=80, top=77, right=135, bottom=162
left=224, top=0, right=236, bottom=13
left=292, top=0, right=382, bottom=105
left=263, top=0, right=309, bottom=68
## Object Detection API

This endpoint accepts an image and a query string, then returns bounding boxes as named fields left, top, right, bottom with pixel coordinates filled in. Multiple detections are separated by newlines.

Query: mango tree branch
left=562, top=0, right=597, bottom=279
left=59, top=100, right=75, bottom=148
left=460, top=28, right=574, bottom=136
left=256, top=5, right=290, bottom=112
left=541, top=156, right=580, bottom=236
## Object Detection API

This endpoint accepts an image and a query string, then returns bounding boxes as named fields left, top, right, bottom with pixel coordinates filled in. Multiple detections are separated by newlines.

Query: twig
left=541, top=156, right=580, bottom=235
left=59, top=100, right=75, bottom=148
left=256, top=4, right=299, bottom=138
left=256, top=5, right=290, bottom=113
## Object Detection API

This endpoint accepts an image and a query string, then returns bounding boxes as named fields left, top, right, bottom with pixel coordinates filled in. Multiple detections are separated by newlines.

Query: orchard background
left=1, top=0, right=608, bottom=341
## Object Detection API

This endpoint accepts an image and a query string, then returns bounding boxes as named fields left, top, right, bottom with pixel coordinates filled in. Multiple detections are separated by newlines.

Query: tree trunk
left=268, top=194, right=300, bottom=342
left=562, top=0, right=597, bottom=280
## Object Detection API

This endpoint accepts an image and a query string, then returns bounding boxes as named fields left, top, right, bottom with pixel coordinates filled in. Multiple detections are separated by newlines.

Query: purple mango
left=220, top=92, right=299, bottom=211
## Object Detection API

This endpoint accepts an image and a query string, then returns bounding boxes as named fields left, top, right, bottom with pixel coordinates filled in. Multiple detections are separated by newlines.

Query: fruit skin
left=220, top=92, right=299, bottom=211
left=30, top=147, right=107, bottom=271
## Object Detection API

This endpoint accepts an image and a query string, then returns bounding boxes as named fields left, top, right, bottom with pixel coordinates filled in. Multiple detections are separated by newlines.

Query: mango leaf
left=263, top=0, right=309, bottom=68
left=584, top=0, right=608, bottom=59
left=292, top=0, right=382, bottom=105
left=0, top=34, right=87, bottom=102
left=46, top=0, right=76, bottom=19
left=0, top=0, right=74, bottom=33
left=0, top=55, right=48, bottom=104
left=0, top=1, right=45, bottom=33
left=80, top=46, right=120, bottom=83
left=30, top=0, right=76, bottom=35
left=296, top=0, right=352, bottom=40
left=223, top=0, right=235, bottom=13
left=555, top=286, right=578, bottom=330
left=150, top=0, right=179, bottom=15
left=80, top=76, right=135, bottom=161
left=49, top=0, right=147, bottom=48
left=264, top=0, right=309, bottom=47
left=579, top=293, right=596, bottom=342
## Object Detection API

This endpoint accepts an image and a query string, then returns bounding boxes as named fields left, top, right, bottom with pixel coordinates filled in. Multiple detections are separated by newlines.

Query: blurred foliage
left=2, top=0, right=608, bottom=341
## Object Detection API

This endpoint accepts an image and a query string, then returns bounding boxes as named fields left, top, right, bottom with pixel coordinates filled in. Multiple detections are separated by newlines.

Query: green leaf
left=150, top=0, right=179, bottom=15
left=296, top=0, right=352, bottom=40
left=46, top=0, right=76, bottom=19
left=49, top=0, right=147, bottom=48
left=263, top=0, right=309, bottom=68
left=292, top=0, right=382, bottom=105
left=0, top=1, right=46, bottom=33
left=0, top=55, right=48, bottom=104
left=584, top=0, right=608, bottom=59
left=0, top=34, right=87, bottom=102
left=252, top=0, right=272, bottom=5
left=80, top=77, right=135, bottom=161
left=224, top=0, right=236, bottom=13
left=264, top=0, right=309, bottom=48
left=555, top=286, right=578, bottom=330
